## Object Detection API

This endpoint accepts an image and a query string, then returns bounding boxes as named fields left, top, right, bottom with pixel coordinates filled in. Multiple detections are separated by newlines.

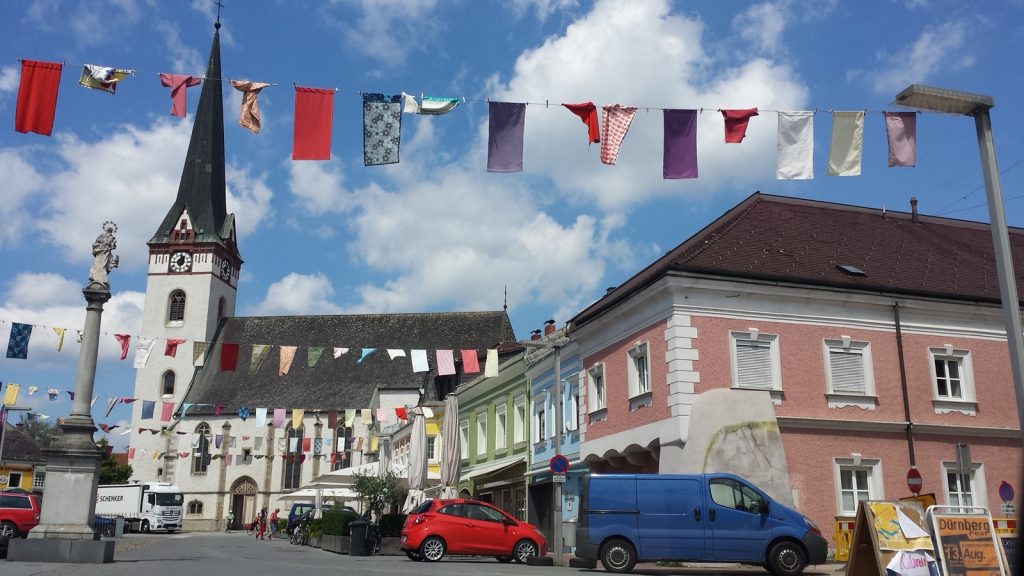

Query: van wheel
left=600, top=538, right=636, bottom=573
left=767, top=541, right=806, bottom=576
left=141, top=520, right=151, bottom=533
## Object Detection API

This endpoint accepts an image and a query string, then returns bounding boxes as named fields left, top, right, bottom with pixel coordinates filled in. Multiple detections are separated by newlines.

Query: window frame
left=192, top=423, right=211, bottom=476
left=513, top=396, right=526, bottom=444
left=942, top=461, right=987, bottom=511
left=459, top=418, right=469, bottom=459
left=533, top=403, right=547, bottom=444
left=282, top=425, right=304, bottom=490
left=729, top=330, right=783, bottom=401
left=587, top=363, right=606, bottom=413
left=928, top=347, right=977, bottom=415
left=475, top=410, right=488, bottom=457
left=823, top=338, right=877, bottom=410
left=167, top=290, right=186, bottom=324
left=833, top=457, right=883, bottom=516
left=494, top=403, right=507, bottom=451
left=426, top=435, right=438, bottom=463
left=7, top=472, right=23, bottom=490
left=161, top=370, right=175, bottom=397
left=627, top=342, right=651, bottom=399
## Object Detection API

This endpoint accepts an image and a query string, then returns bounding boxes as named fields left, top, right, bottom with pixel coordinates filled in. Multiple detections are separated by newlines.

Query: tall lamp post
left=0, top=406, right=34, bottom=490
left=894, top=84, right=1024, bottom=443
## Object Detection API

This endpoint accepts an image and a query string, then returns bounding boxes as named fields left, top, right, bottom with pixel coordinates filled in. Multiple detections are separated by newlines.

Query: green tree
left=351, top=470, right=400, bottom=521
left=18, top=415, right=62, bottom=449
left=97, top=438, right=133, bottom=484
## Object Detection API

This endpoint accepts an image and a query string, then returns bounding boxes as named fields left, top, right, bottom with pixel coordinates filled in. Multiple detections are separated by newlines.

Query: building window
left=283, top=426, right=303, bottom=490
left=566, top=379, right=580, bottom=432
left=495, top=404, right=507, bottom=451
left=824, top=338, right=876, bottom=409
left=533, top=404, right=547, bottom=444
left=162, top=370, right=175, bottom=396
left=943, top=462, right=986, bottom=511
left=929, top=347, right=977, bottom=415
left=513, top=396, right=526, bottom=444
left=475, top=411, right=487, bottom=456
left=459, top=419, right=469, bottom=459
left=168, top=290, right=186, bottom=323
left=32, top=470, right=45, bottom=490
left=426, top=435, right=437, bottom=462
left=834, top=458, right=882, bottom=516
left=587, top=363, right=606, bottom=412
left=627, top=342, right=650, bottom=398
left=7, top=472, right=23, bottom=490
left=241, top=448, right=252, bottom=465
left=187, top=500, right=204, bottom=515
left=192, top=423, right=211, bottom=475
left=333, top=424, right=353, bottom=471
left=730, top=330, right=783, bottom=399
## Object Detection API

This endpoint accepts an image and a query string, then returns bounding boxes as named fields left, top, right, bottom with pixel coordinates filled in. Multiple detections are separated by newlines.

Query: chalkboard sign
left=1000, top=536, right=1017, bottom=576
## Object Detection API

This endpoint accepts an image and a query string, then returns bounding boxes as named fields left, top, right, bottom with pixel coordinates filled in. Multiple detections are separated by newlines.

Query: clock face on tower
left=219, top=260, right=232, bottom=281
left=169, top=251, right=192, bottom=273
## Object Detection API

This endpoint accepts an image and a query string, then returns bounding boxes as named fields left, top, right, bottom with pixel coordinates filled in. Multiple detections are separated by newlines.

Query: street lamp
left=0, top=406, right=34, bottom=489
left=894, top=84, right=1024, bottom=445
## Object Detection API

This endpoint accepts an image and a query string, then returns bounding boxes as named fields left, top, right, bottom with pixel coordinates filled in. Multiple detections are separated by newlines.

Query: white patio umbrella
left=402, top=412, right=428, bottom=513
left=440, top=394, right=461, bottom=498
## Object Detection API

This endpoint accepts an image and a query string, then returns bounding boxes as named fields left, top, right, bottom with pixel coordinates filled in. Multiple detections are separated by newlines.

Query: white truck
left=95, top=482, right=184, bottom=533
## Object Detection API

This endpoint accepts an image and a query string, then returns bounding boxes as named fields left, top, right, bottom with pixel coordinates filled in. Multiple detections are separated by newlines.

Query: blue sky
left=2, top=0, right=1024, bottom=449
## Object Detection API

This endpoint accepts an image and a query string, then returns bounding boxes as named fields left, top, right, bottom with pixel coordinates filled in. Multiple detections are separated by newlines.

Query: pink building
left=568, top=193, right=1023, bottom=548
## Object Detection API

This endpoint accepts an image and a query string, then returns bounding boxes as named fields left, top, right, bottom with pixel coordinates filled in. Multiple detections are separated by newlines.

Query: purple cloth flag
left=6, top=322, right=32, bottom=359
left=663, top=109, right=698, bottom=179
left=141, top=400, right=155, bottom=420
left=487, top=102, right=526, bottom=173
left=885, top=112, right=916, bottom=167
left=273, top=408, right=286, bottom=429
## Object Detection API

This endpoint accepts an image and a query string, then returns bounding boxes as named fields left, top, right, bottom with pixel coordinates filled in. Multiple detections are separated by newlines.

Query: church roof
left=149, top=25, right=232, bottom=251
left=179, top=311, right=517, bottom=415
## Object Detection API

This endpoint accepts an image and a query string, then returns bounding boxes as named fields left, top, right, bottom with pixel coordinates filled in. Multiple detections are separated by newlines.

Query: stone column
left=311, top=419, right=323, bottom=479
left=216, top=421, right=231, bottom=527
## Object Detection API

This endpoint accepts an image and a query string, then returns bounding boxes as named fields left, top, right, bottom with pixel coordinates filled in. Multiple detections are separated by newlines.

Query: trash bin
left=562, top=518, right=577, bottom=548
left=94, top=515, right=116, bottom=537
left=349, top=520, right=368, bottom=556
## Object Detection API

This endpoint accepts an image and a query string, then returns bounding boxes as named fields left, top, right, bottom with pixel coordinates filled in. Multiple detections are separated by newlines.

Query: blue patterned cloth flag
left=362, top=93, right=402, bottom=166
left=358, top=348, right=377, bottom=364
left=6, top=322, right=32, bottom=359
left=239, top=406, right=250, bottom=421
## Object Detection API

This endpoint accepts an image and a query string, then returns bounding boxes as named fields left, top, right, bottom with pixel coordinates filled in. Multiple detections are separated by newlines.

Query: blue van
left=575, top=473, right=827, bottom=574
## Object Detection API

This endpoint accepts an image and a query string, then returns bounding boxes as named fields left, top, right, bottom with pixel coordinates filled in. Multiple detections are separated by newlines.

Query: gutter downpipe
left=893, top=302, right=917, bottom=466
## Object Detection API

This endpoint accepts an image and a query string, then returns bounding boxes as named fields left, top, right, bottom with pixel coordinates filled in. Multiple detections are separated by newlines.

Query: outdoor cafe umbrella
left=440, top=394, right=461, bottom=498
left=402, top=412, right=428, bottom=513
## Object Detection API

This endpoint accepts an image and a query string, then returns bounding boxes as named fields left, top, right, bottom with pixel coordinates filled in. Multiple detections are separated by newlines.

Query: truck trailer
left=95, top=482, right=184, bottom=533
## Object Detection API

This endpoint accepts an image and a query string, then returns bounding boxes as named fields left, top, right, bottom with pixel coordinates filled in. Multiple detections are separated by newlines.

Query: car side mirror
left=503, top=517, right=517, bottom=526
left=758, top=500, right=769, bottom=514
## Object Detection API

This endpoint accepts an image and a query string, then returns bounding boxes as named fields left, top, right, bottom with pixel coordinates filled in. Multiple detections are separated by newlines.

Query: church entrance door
left=231, top=476, right=258, bottom=530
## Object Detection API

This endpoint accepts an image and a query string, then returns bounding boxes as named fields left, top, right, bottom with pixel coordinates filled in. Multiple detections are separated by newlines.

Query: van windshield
left=155, top=493, right=184, bottom=506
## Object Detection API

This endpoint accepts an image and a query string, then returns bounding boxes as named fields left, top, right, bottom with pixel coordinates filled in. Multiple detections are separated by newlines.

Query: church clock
left=169, top=251, right=192, bottom=273
left=219, top=259, right=232, bottom=281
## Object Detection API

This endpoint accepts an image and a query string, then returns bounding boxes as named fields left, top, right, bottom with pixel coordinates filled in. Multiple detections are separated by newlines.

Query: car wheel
left=419, top=536, right=446, bottom=562
left=767, top=541, right=807, bottom=576
left=600, top=538, right=637, bottom=574
left=496, top=555, right=514, bottom=563
left=141, top=520, right=151, bottom=533
left=406, top=551, right=423, bottom=561
left=0, top=522, right=17, bottom=538
left=513, top=539, right=539, bottom=563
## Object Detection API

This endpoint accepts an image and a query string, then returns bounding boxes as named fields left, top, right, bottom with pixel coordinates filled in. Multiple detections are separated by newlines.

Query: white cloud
left=733, top=2, right=787, bottom=55
left=510, top=0, right=579, bottom=21
left=329, top=0, right=443, bottom=67
left=0, top=149, right=45, bottom=244
left=152, top=20, right=205, bottom=74
left=853, top=19, right=975, bottom=94
left=249, top=272, right=344, bottom=315
left=286, top=159, right=353, bottom=215
left=0, top=66, right=19, bottom=92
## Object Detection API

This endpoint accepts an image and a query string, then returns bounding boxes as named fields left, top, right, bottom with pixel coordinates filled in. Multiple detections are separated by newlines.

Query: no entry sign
left=907, top=467, right=923, bottom=494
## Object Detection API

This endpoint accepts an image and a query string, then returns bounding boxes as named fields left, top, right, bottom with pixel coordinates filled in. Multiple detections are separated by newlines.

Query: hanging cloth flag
left=387, top=349, right=406, bottom=360
left=159, top=73, right=202, bottom=118
left=67, top=390, right=75, bottom=400
left=128, top=447, right=135, bottom=459
left=484, top=349, right=500, bottom=377
left=98, top=423, right=111, bottom=433
left=221, top=342, right=239, bottom=372
left=420, top=407, right=434, bottom=419
left=215, top=434, right=223, bottom=449
left=333, top=347, right=348, bottom=358
left=181, top=402, right=194, bottom=416
left=344, top=409, right=356, bottom=428
left=90, top=396, right=97, bottom=407
left=78, top=65, right=133, bottom=94
left=302, top=437, right=312, bottom=452
left=487, top=101, right=526, bottom=173
left=361, top=409, right=372, bottom=425
left=15, top=60, right=63, bottom=136
left=600, top=105, right=639, bottom=165
left=3, top=383, right=20, bottom=406
left=291, top=408, right=304, bottom=429
left=165, top=338, right=186, bottom=357
left=121, top=397, right=137, bottom=405
left=307, top=347, right=324, bottom=368
left=400, top=92, right=420, bottom=114
left=255, top=408, right=268, bottom=426
left=362, top=93, right=402, bottom=166
left=48, top=388, right=59, bottom=401
left=721, top=108, right=759, bottom=143
left=395, top=407, right=408, bottom=420
left=53, top=327, right=65, bottom=352
left=461, top=349, right=480, bottom=373
left=663, top=109, right=698, bottom=179
left=279, top=346, right=297, bottom=376
left=563, top=102, right=600, bottom=143
left=214, top=404, right=224, bottom=417
left=28, top=386, right=38, bottom=396
left=293, top=86, right=335, bottom=160
left=828, top=111, right=864, bottom=176
left=104, top=396, right=120, bottom=418
left=436, top=350, right=456, bottom=376
left=114, top=334, right=131, bottom=360
left=418, top=95, right=461, bottom=115
left=885, top=111, right=916, bottom=168
left=6, top=322, right=33, bottom=359
left=410, top=349, right=430, bottom=373
left=273, top=408, right=286, bottom=429
left=76, top=330, right=83, bottom=343
left=230, top=80, right=271, bottom=133
left=160, top=401, right=175, bottom=422
left=376, top=408, right=387, bottom=423
left=250, top=344, right=271, bottom=375
left=133, top=337, right=157, bottom=368
left=239, top=406, right=250, bottom=421
left=776, top=111, right=815, bottom=180
left=370, top=435, right=379, bottom=452
left=358, top=348, right=376, bottom=364
left=327, top=410, right=338, bottom=429
left=193, top=341, right=208, bottom=366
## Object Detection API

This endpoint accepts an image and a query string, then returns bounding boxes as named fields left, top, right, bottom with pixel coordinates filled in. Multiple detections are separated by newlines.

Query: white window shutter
left=736, top=340, right=772, bottom=389
left=830, top=350, right=865, bottom=394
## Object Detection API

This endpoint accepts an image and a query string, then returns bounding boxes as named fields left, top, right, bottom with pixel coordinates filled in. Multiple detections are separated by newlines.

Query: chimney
left=544, top=319, right=556, bottom=336
left=15, top=422, right=24, bottom=430
left=910, top=196, right=919, bottom=224
left=530, top=329, right=542, bottom=341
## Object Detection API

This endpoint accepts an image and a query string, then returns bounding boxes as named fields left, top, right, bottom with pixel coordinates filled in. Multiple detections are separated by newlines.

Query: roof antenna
left=503, top=285, right=508, bottom=312
left=214, top=0, right=224, bottom=29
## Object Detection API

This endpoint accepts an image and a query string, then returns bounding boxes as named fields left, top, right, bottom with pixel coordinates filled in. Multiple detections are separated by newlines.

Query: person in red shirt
left=268, top=508, right=280, bottom=540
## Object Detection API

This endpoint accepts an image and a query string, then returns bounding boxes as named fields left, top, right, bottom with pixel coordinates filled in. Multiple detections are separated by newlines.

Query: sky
left=2, top=0, right=1024, bottom=450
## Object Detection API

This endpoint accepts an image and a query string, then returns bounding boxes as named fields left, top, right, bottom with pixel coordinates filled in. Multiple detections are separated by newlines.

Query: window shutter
left=736, top=340, right=772, bottom=389
left=830, top=350, right=865, bottom=394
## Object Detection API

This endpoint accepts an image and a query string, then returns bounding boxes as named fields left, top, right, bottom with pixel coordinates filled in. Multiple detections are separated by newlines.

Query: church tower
left=129, top=21, right=241, bottom=481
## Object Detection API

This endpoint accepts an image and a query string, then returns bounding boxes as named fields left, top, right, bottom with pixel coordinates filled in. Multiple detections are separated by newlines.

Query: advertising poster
left=932, top=513, right=1007, bottom=576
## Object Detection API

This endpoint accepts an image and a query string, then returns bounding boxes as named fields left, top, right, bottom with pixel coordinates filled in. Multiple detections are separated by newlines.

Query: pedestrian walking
left=256, top=506, right=268, bottom=540
left=268, top=508, right=280, bottom=540
left=225, top=510, right=234, bottom=533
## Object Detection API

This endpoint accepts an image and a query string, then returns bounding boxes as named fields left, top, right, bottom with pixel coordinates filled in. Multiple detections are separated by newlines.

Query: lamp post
left=894, top=84, right=1024, bottom=445
left=0, top=406, right=33, bottom=489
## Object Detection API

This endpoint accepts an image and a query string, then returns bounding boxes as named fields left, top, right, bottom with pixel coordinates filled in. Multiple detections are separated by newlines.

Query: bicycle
left=290, top=511, right=312, bottom=546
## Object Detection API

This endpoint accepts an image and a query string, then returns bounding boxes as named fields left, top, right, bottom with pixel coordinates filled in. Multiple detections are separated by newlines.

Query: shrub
left=308, top=517, right=324, bottom=538
left=379, top=513, right=407, bottom=537
left=321, top=508, right=361, bottom=536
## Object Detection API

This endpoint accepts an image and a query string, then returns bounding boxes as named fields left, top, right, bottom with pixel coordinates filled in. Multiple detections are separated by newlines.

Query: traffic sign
left=907, top=467, right=923, bottom=494
left=553, top=474, right=566, bottom=483
left=550, top=454, right=569, bottom=474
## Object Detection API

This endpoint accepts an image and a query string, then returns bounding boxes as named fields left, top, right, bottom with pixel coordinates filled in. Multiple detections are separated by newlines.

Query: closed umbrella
left=440, top=394, right=461, bottom=498
left=402, top=412, right=428, bottom=512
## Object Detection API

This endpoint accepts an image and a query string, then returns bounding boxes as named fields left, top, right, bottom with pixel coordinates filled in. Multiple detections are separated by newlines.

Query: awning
left=463, top=456, right=526, bottom=481
left=277, top=487, right=357, bottom=501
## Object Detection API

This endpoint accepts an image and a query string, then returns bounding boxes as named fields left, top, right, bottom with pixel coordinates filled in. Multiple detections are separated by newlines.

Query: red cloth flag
left=563, top=102, right=600, bottom=143
left=114, top=334, right=131, bottom=360
left=221, top=342, right=239, bottom=371
left=395, top=407, right=408, bottom=420
left=293, top=86, right=334, bottom=160
left=16, top=60, right=63, bottom=136
left=165, top=338, right=186, bottom=357
left=302, top=438, right=312, bottom=452
left=160, top=401, right=174, bottom=422
left=330, top=453, right=338, bottom=464
left=721, top=108, right=759, bottom=143
left=327, top=410, right=337, bottom=429
left=128, top=447, right=135, bottom=459
left=461, top=349, right=481, bottom=373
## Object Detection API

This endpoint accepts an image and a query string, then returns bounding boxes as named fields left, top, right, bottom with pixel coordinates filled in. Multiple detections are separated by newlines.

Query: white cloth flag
left=387, top=349, right=407, bottom=360
left=484, top=349, right=499, bottom=377
left=776, top=111, right=814, bottom=180
left=289, top=437, right=298, bottom=452
left=133, top=337, right=158, bottom=368
left=401, top=92, right=419, bottom=114
left=828, top=111, right=864, bottom=176
left=333, top=347, right=348, bottom=358
left=255, top=408, right=268, bottom=426
left=411, top=349, right=429, bottom=373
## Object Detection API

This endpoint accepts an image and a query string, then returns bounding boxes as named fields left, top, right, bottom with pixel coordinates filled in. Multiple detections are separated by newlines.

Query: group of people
left=250, top=507, right=281, bottom=540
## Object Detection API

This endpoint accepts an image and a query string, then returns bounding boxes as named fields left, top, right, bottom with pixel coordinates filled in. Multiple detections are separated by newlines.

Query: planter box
left=310, top=535, right=322, bottom=548
left=320, top=534, right=348, bottom=554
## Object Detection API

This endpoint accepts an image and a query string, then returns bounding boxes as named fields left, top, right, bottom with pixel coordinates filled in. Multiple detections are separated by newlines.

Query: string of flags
left=13, top=56, right=920, bottom=178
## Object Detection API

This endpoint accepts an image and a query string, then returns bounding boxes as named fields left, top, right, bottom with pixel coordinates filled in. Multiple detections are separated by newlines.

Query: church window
left=168, top=290, right=186, bottom=323
left=187, top=500, right=204, bottom=515
left=283, top=425, right=304, bottom=490
left=192, top=423, right=211, bottom=476
left=333, top=422, right=353, bottom=471
left=162, top=370, right=175, bottom=396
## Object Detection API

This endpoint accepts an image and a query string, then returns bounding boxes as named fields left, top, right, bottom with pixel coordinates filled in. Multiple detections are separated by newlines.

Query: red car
left=0, top=491, right=42, bottom=538
left=401, top=498, right=547, bottom=563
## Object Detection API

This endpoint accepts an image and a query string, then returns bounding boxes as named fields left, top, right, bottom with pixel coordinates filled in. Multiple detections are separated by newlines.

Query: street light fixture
left=894, top=84, right=1024, bottom=446
left=0, top=406, right=34, bottom=489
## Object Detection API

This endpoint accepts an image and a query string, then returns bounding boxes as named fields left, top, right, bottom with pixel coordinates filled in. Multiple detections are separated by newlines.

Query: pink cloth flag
left=885, top=112, right=916, bottom=167
left=160, top=401, right=175, bottom=422
left=600, top=105, right=638, bottom=165
left=159, top=73, right=202, bottom=118
left=436, top=350, right=456, bottom=376
left=721, top=108, right=759, bottom=143
left=114, top=334, right=131, bottom=360
left=273, top=408, right=286, bottom=429
left=461, top=349, right=480, bottom=373
left=279, top=346, right=297, bottom=376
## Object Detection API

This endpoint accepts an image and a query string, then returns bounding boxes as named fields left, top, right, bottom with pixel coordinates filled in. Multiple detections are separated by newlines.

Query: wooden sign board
left=846, top=501, right=935, bottom=576
left=930, top=509, right=1008, bottom=576
left=999, top=536, right=1016, bottom=576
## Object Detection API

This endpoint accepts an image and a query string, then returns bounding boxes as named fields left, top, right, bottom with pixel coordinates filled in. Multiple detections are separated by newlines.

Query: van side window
left=709, top=479, right=763, bottom=514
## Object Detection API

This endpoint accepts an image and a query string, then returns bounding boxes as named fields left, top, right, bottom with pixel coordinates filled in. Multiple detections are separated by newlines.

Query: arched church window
left=192, top=423, right=211, bottom=475
left=162, top=370, right=175, bottom=396
left=168, top=290, right=186, bottom=322
left=283, top=425, right=304, bottom=490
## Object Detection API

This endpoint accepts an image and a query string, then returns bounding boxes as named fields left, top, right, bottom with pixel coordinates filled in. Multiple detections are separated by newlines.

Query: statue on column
left=88, top=221, right=119, bottom=288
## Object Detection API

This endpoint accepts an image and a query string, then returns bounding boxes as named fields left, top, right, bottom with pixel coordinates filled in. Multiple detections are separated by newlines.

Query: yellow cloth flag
left=3, top=383, right=21, bottom=406
left=361, top=409, right=372, bottom=424
left=291, top=408, right=305, bottom=429
left=484, top=349, right=499, bottom=377
left=344, top=409, right=356, bottom=428
left=53, top=327, right=66, bottom=352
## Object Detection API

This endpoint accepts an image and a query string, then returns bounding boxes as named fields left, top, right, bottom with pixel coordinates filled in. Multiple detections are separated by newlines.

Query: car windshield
left=155, top=493, right=183, bottom=506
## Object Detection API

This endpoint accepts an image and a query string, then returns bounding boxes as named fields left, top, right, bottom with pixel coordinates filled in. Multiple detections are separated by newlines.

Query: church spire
left=149, top=22, right=230, bottom=250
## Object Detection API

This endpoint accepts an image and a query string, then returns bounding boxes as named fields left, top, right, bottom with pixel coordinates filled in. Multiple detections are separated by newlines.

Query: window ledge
left=826, top=393, right=877, bottom=410
left=166, top=320, right=184, bottom=328
left=588, top=408, right=608, bottom=424
left=932, top=399, right=977, bottom=416
left=629, top=392, right=653, bottom=412
left=733, top=387, right=784, bottom=405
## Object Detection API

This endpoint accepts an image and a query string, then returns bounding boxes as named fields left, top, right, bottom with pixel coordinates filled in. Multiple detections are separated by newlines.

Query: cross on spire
left=214, top=1, right=224, bottom=27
